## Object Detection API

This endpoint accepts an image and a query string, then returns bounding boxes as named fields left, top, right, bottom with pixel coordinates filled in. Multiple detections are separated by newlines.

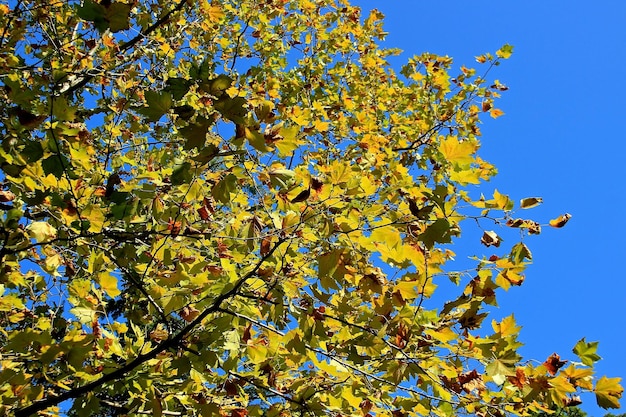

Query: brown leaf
left=508, top=367, right=527, bottom=389
left=311, top=176, right=324, bottom=192
left=223, top=379, right=238, bottom=396
left=197, top=205, right=211, bottom=221
left=459, top=369, right=485, bottom=393
left=14, top=107, right=46, bottom=128
left=260, top=237, right=271, bottom=257
left=506, top=218, right=524, bottom=228
left=217, top=239, right=233, bottom=259
left=180, top=306, right=200, bottom=322
left=242, top=324, right=252, bottom=343
left=167, top=218, right=181, bottom=236
left=543, top=353, right=567, bottom=375
left=105, top=172, right=121, bottom=197
left=480, top=230, right=501, bottom=247
left=564, top=395, right=582, bottom=407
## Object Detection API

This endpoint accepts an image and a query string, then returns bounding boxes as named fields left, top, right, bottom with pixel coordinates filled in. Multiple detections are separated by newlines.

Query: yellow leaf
left=496, top=44, right=514, bottom=59
left=395, top=280, right=421, bottom=300
left=493, top=189, right=513, bottom=210
left=99, top=272, right=121, bottom=297
left=425, top=327, right=457, bottom=343
left=562, top=365, right=593, bottom=390
left=201, top=2, right=225, bottom=23
left=246, top=344, right=268, bottom=363
left=275, top=126, right=302, bottom=157
left=106, top=337, right=126, bottom=358
left=27, top=221, right=57, bottom=242
left=595, top=376, right=623, bottom=409
left=313, top=119, right=329, bottom=132
left=492, top=315, right=520, bottom=337
left=449, top=168, right=482, bottom=185
left=82, top=205, right=105, bottom=232
left=549, top=375, right=576, bottom=405
left=370, top=225, right=401, bottom=249
left=439, top=136, right=476, bottom=166
left=549, top=213, right=571, bottom=228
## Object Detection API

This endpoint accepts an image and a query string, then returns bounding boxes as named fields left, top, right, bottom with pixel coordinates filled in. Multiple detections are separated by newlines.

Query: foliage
left=531, top=407, right=588, bottom=417
left=532, top=407, right=626, bottom=417
left=0, top=0, right=622, bottom=416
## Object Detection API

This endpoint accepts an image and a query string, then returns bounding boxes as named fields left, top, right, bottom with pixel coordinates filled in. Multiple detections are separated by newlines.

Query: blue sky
left=353, top=1, right=626, bottom=415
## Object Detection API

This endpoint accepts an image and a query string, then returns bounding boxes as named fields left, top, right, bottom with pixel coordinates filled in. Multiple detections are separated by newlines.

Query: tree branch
left=56, top=0, right=188, bottom=96
left=13, top=237, right=287, bottom=417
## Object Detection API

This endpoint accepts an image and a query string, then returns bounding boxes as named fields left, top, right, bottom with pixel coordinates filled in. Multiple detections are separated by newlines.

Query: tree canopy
left=0, top=0, right=622, bottom=416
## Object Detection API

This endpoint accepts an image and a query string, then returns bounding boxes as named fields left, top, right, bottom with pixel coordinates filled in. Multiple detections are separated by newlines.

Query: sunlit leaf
left=549, top=213, right=572, bottom=228
left=496, top=44, right=514, bottom=59
left=595, top=376, right=624, bottom=409
left=520, top=197, right=543, bottom=209
left=26, top=222, right=57, bottom=242
left=573, top=338, right=601, bottom=366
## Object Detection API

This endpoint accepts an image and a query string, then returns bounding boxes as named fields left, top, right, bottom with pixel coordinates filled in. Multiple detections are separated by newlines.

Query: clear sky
left=354, top=1, right=626, bottom=415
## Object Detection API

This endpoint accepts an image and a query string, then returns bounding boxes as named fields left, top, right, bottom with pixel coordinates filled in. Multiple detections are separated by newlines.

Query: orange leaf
left=490, top=108, right=505, bottom=118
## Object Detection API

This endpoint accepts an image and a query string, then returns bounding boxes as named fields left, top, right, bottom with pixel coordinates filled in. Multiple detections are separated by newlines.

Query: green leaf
left=52, top=96, right=76, bottom=121
left=245, top=126, right=268, bottom=152
left=214, top=96, right=247, bottom=124
left=496, top=44, right=514, bottom=59
left=211, top=174, right=237, bottom=204
left=106, top=2, right=132, bottom=33
left=509, top=242, right=532, bottom=264
left=22, top=140, right=44, bottom=163
left=42, top=154, right=70, bottom=178
left=190, top=59, right=213, bottom=81
left=318, top=250, right=342, bottom=287
left=192, top=144, right=219, bottom=164
left=207, top=74, right=233, bottom=97
left=485, top=358, right=514, bottom=385
left=573, top=338, right=601, bottom=366
left=179, top=117, right=214, bottom=150
left=139, top=91, right=172, bottom=122
left=268, top=168, right=295, bottom=189
left=171, top=162, right=193, bottom=185
left=166, top=78, right=194, bottom=101
left=418, top=218, right=452, bottom=249
left=77, top=0, right=108, bottom=32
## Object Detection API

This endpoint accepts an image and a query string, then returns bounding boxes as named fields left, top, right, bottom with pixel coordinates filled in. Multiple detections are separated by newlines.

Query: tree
left=0, top=0, right=622, bottom=416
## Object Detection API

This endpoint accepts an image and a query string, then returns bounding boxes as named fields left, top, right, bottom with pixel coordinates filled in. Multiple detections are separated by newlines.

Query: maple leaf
left=543, top=353, right=567, bottom=376
left=595, top=376, right=624, bottom=409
